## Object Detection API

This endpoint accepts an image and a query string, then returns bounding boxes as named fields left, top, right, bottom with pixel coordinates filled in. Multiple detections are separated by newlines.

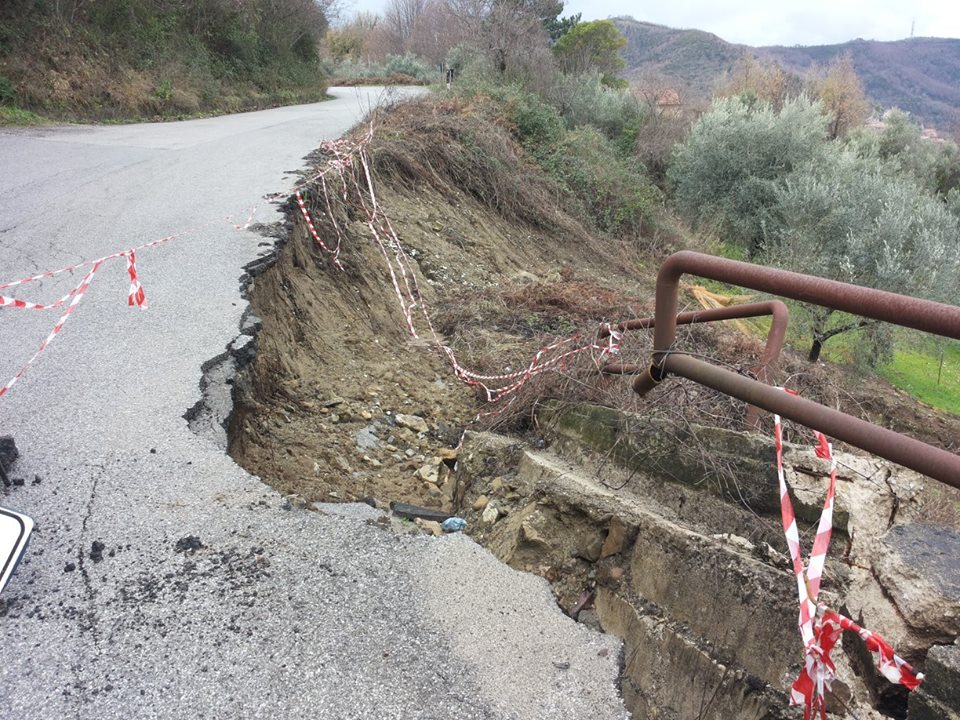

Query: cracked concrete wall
left=453, top=402, right=960, bottom=719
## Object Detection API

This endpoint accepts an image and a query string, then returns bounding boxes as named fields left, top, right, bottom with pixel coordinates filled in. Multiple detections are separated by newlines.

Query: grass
left=680, top=269, right=960, bottom=418
left=0, top=106, right=49, bottom=125
left=880, top=341, right=960, bottom=416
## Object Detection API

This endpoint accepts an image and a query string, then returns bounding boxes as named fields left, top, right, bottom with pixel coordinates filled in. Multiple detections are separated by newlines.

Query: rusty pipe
left=636, top=251, right=960, bottom=396
left=600, top=301, right=788, bottom=385
left=654, top=353, right=960, bottom=490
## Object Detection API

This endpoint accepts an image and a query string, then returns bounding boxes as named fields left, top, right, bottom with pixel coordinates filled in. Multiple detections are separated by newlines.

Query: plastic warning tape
left=0, top=205, right=256, bottom=401
left=773, top=396, right=922, bottom=719
left=0, top=261, right=102, bottom=399
left=294, top=133, right=624, bottom=421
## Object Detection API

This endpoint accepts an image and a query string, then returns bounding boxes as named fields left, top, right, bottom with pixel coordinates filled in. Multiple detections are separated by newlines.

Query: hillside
left=614, top=17, right=746, bottom=101
left=761, top=38, right=960, bottom=129
left=0, top=0, right=330, bottom=122
left=614, top=16, right=960, bottom=129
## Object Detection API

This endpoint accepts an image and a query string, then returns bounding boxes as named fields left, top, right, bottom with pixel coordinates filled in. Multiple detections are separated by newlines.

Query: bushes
left=539, top=126, right=662, bottom=236
left=668, top=95, right=828, bottom=252
left=0, top=0, right=330, bottom=120
left=0, top=74, right=14, bottom=106
left=332, top=53, right=437, bottom=83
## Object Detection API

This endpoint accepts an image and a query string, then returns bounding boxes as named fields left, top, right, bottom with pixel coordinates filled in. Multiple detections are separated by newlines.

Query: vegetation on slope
left=0, top=0, right=331, bottom=121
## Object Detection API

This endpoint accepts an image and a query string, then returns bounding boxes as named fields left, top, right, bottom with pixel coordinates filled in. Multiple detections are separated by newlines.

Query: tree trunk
left=808, top=309, right=832, bottom=363
left=808, top=337, right=824, bottom=363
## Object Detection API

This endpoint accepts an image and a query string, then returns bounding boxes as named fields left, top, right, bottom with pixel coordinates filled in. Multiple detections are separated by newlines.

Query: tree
left=629, top=71, right=698, bottom=181
left=667, top=95, right=828, bottom=254
left=407, top=0, right=465, bottom=64
left=552, top=19, right=626, bottom=81
left=382, top=0, right=426, bottom=53
left=764, top=151, right=960, bottom=362
left=806, top=53, right=870, bottom=139
left=446, top=0, right=558, bottom=76
left=717, top=55, right=801, bottom=112
left=544, top=12, right=579, bottom=43
left=325, top=13, right=379, bottom=62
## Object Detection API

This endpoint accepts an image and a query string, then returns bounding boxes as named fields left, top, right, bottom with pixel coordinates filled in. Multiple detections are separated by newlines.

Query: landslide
left=228, top=95, right=662, bottom=508
left=229, top=93, right=960, bottom=522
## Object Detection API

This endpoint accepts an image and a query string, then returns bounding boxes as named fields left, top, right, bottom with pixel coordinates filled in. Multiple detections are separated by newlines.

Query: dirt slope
left=229, top=95, right=960, bottom=523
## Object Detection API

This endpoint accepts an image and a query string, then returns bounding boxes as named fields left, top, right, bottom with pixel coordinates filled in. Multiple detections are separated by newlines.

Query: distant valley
left=614, top=17, right=960, bottom=130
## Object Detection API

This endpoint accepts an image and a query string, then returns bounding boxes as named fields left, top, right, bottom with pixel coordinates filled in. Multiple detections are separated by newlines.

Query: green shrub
left=546, top=72, right=646, bottom=141
left=382, top=54, right=434, bottom=80
left=153, top=79, right=173, bottom=102
left=668, top=95, right=828, bottom=252
left=540, top=126, right=663, bottom=236
left=0, top=74, right=15, bottom=106
left=504, top=89, right=565, bottom=150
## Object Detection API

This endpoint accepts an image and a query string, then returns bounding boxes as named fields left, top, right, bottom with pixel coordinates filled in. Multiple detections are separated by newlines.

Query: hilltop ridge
left=614, top=16, right=960, bottom=129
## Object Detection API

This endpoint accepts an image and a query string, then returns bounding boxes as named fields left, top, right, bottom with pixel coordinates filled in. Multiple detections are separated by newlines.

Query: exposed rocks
left=355, top=425, right=379, bottom=451
left=394, top=413, right=429, bottom=434
left=416, top=463, right=440, bottom=485
left=452, top=401, right=950, bottom=720
left=174, top=536, right=204, bottom=554
left=0, top=436, right=18, bottom=472
left=910, top=644, right=960, bottom=719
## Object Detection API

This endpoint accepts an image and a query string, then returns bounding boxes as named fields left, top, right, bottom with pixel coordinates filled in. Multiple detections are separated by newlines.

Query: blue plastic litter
left=442, top=517, right=467, bottom=533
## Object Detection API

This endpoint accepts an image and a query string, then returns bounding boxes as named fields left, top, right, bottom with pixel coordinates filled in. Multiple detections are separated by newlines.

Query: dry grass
left=366, top=96, right=589, bottom=238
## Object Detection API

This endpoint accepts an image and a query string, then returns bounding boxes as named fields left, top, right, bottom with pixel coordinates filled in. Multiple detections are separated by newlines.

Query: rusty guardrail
left=600, top=300, right=789, bottom=383
left=632, top=251, right=960, bottom=489
left=600, top=301, right=789, bottom=427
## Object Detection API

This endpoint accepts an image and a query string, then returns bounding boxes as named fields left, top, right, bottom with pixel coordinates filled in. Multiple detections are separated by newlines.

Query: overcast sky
left=342, top=0, right=960, bottom=47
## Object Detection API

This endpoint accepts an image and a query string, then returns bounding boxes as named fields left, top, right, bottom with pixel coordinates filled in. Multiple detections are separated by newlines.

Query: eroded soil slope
left=229, top=95, right=960, bottom=521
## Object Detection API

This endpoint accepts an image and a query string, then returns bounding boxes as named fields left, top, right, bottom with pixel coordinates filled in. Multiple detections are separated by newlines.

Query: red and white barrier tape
left=0, top=261, right=102, bottom=399
left=773, top=394, right=922, bottom=719
left=0, top=206, right=256, bottom=401
left=297, top=133, right=623, bottom=420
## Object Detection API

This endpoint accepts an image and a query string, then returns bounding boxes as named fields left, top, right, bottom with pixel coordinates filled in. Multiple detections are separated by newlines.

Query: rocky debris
left=414, top=518, right=444, bottom=536
left=355, top=425, right=379, bottom=451
left=229, top=334, right=257, bottom=365
left=876, top=523, right=960, bottom=635
left=389, top=501, right=452, bottom=523
left=452, top=419, right=947, bottom=720
left=394, top=413, right=429, bottom=434
left=239, top=311, right=262, bottom=336
left=910, top=643, right=960, bottom=719
left=0, top=435, right=17, bottom=485
left=849, top=522, right=960, bottom=672
left=89, top=541, right=106, bottom=563
left=416, top=463, right=440, bottom=485
left=174, top=536, right=204, bottom=554
left=0, top=436, right=17, bottom=471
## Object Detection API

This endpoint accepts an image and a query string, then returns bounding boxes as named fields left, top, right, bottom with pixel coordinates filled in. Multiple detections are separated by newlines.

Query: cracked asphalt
left=0, top=89, right=629, bottom=719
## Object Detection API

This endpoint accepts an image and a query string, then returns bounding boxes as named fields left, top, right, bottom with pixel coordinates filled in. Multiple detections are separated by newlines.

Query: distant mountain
left=614, top=18, right=747, bottom=101
left=613, top=16, right=960, bottom=130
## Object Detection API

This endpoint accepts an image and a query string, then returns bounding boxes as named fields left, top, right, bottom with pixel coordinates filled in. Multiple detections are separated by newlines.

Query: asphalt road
left=0, top=90, right=628, bottom=719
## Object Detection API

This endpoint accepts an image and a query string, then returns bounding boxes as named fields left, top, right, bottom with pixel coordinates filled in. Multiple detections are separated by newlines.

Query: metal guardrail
left=599, top=300, right=788, bottom=428
left=609, top=251, right=960, bottom=489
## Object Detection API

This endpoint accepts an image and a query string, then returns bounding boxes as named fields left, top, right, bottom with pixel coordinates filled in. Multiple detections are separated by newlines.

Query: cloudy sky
left=343, top=0, right=960, bottom=47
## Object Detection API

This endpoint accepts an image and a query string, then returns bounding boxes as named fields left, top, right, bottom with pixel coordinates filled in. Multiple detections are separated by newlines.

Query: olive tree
left=764, top=151, right=960, bottom=362
left=667, top=95, right=828, bottom=254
